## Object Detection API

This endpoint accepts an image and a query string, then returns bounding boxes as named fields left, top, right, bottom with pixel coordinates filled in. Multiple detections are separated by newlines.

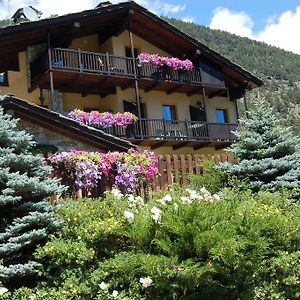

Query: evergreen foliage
left=222, top=99, right=300, bottom=199
left=0, top=102, right=65, bottom=287
left=0, top=19, right=10, bottom=28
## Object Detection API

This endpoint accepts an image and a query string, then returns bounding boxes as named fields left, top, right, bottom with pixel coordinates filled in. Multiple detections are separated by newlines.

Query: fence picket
left=180, top=154, right=187, bottom=187
left=187, top=155, right=193, bottom=175
left=195, top=155, right=201, bottom=175
left=155, top=153, right=235, bottom=191
left=173, top=154, right=180, bottom=184
left=166, top=155, right=173, bottom=186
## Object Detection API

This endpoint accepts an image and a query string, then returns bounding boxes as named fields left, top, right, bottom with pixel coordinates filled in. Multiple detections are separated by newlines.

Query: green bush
left=3, top=188, right=300, bottom=299
left=189, top=160, right=228, bottom=193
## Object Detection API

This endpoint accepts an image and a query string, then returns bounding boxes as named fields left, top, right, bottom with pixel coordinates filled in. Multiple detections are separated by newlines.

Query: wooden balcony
left=100, top=119, right=237, bottom=150
left=30, top=48, right=226, bottom=97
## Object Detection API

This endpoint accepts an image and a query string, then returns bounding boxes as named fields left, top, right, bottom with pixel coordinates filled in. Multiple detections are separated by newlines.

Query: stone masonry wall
left=17, top=118, right=99, bottom=152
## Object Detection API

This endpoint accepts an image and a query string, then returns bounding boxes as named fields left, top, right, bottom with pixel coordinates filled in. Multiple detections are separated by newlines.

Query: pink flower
left=68, top=110, right=138, bottom=129
left=137, top=53, right=193, bottom=71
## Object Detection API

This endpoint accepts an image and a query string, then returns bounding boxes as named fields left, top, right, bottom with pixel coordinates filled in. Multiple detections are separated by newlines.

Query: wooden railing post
left=106, top=52, right=110, bottom=75
left=78, top=48, right=82, bottom=72
left=184, top=120, right=190, bottom=140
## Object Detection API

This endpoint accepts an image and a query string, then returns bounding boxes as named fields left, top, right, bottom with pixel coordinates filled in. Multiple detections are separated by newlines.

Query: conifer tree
left=222, top=99, right=300, bottom=200
left=0, top=102, right=65, bottom=287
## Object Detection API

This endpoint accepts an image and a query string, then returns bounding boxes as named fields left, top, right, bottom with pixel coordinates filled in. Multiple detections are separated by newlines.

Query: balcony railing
left=99, top=119, right=237, bottom=142
left=31, top=48, right=223, bottom=87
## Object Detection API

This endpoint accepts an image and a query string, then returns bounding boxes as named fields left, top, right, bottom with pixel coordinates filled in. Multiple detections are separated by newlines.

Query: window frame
left=0, top=71, right=8, bottom=86
left=162, top=104, right=177, bottom=121
left=216, top=109, right=228, bottom=124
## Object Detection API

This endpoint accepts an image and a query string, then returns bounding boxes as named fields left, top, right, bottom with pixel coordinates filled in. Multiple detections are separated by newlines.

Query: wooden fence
left=152, top=154, right=236, bottom=190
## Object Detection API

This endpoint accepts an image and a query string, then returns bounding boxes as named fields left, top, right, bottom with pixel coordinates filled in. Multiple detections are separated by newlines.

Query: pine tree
left=222, top=99, right=300, bottom=200
left=0, top=102, right=65, bottom=287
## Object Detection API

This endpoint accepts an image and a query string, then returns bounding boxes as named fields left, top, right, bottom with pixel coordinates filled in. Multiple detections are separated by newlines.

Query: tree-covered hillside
left=166, top=18, right=300, bottom=133
left=0, top=18, right=10, bottom=27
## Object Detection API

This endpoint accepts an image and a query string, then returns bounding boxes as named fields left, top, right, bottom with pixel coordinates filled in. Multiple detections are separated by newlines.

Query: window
left=216, top=109, right=228, bottom=123
left=163, top=105, right=176, bottom=121
left=125, top=47, right=139, bottom=58
left=0, top=72, right=8, bottom=86
left=189, top=106, right=206, bottom=122
left=123, top=100, right=146, bottom=118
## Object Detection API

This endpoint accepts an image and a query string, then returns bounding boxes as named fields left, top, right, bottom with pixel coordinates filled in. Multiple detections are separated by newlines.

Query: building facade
left=0, top=1, right=263, bottom=154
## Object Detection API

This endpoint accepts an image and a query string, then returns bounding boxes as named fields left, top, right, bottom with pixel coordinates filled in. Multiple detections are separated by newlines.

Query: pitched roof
left=0, top=1, right=263, bottom=88
left=0, top=95, right=136, bottom=152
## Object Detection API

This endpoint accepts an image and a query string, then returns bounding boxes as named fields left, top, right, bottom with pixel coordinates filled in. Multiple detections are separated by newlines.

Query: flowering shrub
left=137, top=53, right=193, bottom=71
left=50, top=149, right=159, bottom=194
left=4, top=186, right=299, bottom=299
left=68, top=109, right=138, bottom=128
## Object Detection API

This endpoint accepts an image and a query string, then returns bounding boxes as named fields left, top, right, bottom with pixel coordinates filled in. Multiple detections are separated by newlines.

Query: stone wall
left=17, top=118, right=99, bottom=152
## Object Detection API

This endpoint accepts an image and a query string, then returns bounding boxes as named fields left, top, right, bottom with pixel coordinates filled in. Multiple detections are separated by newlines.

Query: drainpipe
left=128, top=9, right=143, bottom=139
left=47, top=32, right=55, bottom=110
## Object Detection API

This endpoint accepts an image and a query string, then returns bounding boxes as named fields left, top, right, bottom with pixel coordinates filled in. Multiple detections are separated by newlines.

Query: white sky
left=210, top=6, right=300, bottom=54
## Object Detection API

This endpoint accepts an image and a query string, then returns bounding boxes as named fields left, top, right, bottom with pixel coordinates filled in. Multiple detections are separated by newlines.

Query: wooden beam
left=215, top=142, right=232, bottom=151
left=81, top=77, right=109, bottom=97
left=187, top=87, right=202, bottom=97
left=51, top=22, right=81, bottom=48
left=150, top=141, right=166, bottom=150
left=173, top=142, right=189, bottom=150
left=208, top=88, right=227, bottom=99
left=167, top=84, right=181, bottom=95
left=121, top=81, right=134, bottom=90
left=98, top=20, right=124, bottom=44
left=53, top=84, right=116, bottom=96
left=144, top=81, right=161, bottom=93
left=193, top=142, right=210, bottom=150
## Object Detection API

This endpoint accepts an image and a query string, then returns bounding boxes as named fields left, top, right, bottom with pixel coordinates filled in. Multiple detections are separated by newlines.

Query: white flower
left=174, top=203, right=179, bottom=211
left=213, top=194, right=221, bottom=201
left=135, top=196, right=144, bottom=207
left=127, top=194, right=135, bottom=202
left=151, top=206, right=162, bottom=224
left=112, top=290, right=119, bottom=298
left=200, top=187, right=209, bottom=194
left=99, top=281, right=108, bottom=290
left=189, top=191, right=202, bottom=200
left=180, top=196, right=191, bottom=204
left=0, top=287, right=8, bottom=295
left=186, top=189, right=203, bottom=201
left=139, top=276, right=153, bottom=288
left=124, top=211, right=134, bottom=223
left=111, top=188, right=123, bottom=199
left=135, top=196, right=144, bottom=202
left=162, top=194, right=172, bottom=203
left=157, top=199, right=166, bottom=206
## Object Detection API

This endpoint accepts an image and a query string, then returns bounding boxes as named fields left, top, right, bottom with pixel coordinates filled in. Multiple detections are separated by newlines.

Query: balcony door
left=125, top=47, right=138, bottom=75
left=123, top=100, right=146, bottom=138
left=123, top=100, right=145, bottom=118
left=189, top=106, right=206, bottom=122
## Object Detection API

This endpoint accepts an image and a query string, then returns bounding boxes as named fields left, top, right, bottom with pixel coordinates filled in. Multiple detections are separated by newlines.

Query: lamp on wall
left=196, top=100, right=204, bottom=109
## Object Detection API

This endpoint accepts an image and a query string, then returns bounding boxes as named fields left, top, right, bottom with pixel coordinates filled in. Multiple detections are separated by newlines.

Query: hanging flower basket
left=68, top=109, right=138, bottom=129
left=137, top=53, right=193, bottom=71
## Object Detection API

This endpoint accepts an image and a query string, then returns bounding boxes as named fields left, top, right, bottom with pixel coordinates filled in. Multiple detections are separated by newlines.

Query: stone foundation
left=17, top=119, right=98, bottom=152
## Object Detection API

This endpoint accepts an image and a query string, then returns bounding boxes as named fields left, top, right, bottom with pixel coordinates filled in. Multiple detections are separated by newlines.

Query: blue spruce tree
left=0, top=102, right=65, bottom=287
left=222, top=100, right=300, bottom=200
